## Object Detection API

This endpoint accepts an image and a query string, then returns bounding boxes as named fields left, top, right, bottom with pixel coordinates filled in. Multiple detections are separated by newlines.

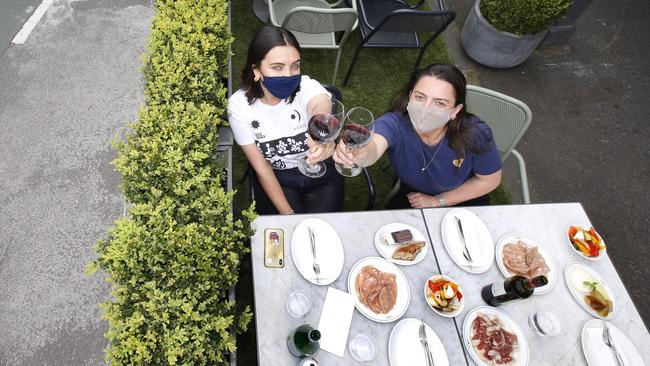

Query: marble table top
left=249, top=203, right=650, bottom=365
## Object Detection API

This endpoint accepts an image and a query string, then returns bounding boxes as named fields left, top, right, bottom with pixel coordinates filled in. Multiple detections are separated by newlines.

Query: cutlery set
left=419, top=321, right=436, bottom=366
left=603, top=321, right=625, bottom=366
left=308, top=226, right=321, bottom=284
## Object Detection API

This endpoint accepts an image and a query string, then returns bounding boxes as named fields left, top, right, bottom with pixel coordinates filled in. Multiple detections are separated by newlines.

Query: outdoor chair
left=244, top=84, right=376, bottom=211
left=342, top=0, right=455, bottom=86
left=465, top=84, right=532, bottom=203
left=268, top=0, right=358, bottom=85
left=386, top=85, right=532, bottom=205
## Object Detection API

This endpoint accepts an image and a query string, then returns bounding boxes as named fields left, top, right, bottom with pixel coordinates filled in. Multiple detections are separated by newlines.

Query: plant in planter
left=461, top=0, right=570, bottom=68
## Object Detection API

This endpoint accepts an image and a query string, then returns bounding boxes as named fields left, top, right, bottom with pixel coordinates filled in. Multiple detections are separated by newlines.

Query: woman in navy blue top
left=334, top=64, right=502, bottom=209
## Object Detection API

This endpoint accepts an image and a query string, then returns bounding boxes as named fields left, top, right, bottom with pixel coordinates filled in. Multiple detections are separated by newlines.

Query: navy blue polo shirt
left=375, top=112, right=502, bottom=196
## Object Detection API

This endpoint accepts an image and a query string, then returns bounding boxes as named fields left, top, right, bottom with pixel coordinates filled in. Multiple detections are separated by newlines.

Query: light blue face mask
left=261, top=74, right=301, bottom=99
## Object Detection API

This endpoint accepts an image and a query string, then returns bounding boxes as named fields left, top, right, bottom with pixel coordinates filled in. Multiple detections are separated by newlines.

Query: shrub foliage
left=88, top=0, right=255, bottom=364
left=480, top=0, right=571, bottom=36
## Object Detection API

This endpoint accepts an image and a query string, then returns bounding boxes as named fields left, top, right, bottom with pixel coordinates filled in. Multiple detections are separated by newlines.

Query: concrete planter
left=460, top=0, right=548, bottom=68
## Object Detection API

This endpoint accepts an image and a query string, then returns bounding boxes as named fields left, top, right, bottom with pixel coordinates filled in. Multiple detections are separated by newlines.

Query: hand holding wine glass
left=335, top=107, right=374, bottom=177
left=297, top=98, right=344, bottom=178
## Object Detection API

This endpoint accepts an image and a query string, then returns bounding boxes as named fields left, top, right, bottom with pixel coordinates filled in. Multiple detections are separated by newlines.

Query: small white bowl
left=567, top=226, right=606, bottom=261
left=423, top=275, right=465, bottom=318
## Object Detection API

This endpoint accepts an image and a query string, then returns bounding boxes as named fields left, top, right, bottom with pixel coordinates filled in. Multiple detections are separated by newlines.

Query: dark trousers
left=251, top=158, right=344, bottom=215
left=387, top=181, right=490, bottom=209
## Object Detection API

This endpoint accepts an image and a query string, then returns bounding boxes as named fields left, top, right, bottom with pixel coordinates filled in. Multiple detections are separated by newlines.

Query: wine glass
left=348, top=333, right=376, bottom=362
left=334, top=107, right=374, bottom=177
left=528, top=311, right=561, bottom=337
left=285, top=290, right=311, bottom=318
left=297, top=98, right=344, bottom=178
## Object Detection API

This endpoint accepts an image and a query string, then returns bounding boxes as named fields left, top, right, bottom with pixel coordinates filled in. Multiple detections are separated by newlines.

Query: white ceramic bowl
left=567, top=226, right=606, bottom=261
left=423, top=275, right=464, bottom=318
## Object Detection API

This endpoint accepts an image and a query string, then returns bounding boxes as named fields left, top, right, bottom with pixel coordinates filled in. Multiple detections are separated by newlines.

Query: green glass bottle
left=287, top=324, right=321, bottom=358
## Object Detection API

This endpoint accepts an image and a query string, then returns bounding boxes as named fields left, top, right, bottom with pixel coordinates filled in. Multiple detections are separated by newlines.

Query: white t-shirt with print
left=227, top=75, right=329, bottom=170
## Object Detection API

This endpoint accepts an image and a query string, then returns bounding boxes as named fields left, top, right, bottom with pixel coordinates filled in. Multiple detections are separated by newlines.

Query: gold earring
left=254, top=74, right=260, bottom=82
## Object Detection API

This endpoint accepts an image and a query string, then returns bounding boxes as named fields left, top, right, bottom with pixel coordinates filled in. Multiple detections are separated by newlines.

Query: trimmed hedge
left=88, top=0, right=255, bottom=365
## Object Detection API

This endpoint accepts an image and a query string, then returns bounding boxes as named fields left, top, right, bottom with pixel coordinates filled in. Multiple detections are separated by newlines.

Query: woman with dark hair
left=334, top=64, right=502, bottom=208
left=228, top=25, right=343, bottom=214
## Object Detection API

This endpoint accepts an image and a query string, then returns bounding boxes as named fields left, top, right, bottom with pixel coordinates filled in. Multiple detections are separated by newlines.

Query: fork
left=602, top=322, right=625, bottom=366
left=308, top=227, right=320, bottom=281
left=418, top=322, right=435, bottom=366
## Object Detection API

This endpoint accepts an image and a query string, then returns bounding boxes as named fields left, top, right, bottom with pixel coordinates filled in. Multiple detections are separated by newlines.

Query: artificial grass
left=229, top=0, right=511, bottom=214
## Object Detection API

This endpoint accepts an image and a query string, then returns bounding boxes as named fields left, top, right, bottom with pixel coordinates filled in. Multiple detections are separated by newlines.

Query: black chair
left=342, top=0, right=456, bottom=86
left=244, top=84, right=376, bottom=211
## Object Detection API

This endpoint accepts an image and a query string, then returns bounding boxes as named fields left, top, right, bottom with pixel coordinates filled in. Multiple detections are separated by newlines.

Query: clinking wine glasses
left=297, top=98, right=344, bottom=178
left=335, top=107, right=374, bottom=177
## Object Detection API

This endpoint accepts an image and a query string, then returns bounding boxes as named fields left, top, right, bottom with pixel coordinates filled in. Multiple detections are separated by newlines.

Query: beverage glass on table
left=348, top=333, right=376, bottom=362
left=297, top=98, right=344, bottom=178
left=335, top=107, right=374, bottom=177
left=286, top=290, right=311, bottom=318
left=528, top=311, right=561, bottom=337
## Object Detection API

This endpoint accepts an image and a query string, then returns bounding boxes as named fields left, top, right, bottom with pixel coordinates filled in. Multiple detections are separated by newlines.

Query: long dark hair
left=390, top=64, right=489, bottom=158
left=240, top=25, right=302, bottom=104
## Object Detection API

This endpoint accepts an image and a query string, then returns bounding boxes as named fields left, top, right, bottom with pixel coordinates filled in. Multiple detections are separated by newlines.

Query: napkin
left=317, top=287, right=355, bottom=357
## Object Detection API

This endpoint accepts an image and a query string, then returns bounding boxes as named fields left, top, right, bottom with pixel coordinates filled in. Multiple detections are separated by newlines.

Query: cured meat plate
left=347, top=257, right=410, bottom=323
left=462, top=306, right=529, bottom=366
left=495, top=234, right=556, bottom=295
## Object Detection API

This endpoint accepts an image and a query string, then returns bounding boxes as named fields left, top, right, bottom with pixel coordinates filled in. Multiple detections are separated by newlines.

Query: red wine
left=308, top=113, right=340, bottom=142
left=341, top=124, right=371, bottom=148
left=481, top=275, right=548, bottom=306
left=287, top=324, right=321, bottom=357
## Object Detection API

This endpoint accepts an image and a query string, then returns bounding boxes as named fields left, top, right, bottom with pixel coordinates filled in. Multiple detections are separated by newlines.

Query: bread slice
left=392, top=241, right=426, bottom=261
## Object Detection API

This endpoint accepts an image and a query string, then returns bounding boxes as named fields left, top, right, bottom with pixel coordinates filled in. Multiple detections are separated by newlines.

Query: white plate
left=495, top=234, right=556, bottom=295
left=374, top=223, right=428, bottom=265
left=423, top=275, right=465, bottom=317
left=462, top=306, right=529, bottom=366
left=567, top=226, right=607, bottom=261
left=564, top=262, right=617, bottom=319
left=388, top=318, right=449, bottom=366
left=291, top=218, right=344, bottom=286
left=441, top=208, right=494, bottom=273
left=347, top=257, right=410, bottom=323
left=581, top=319, right=645, bottom=366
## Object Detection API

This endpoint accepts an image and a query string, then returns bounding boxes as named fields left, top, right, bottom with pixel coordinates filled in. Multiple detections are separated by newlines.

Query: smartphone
left=264, top=228, right=285, bottom=268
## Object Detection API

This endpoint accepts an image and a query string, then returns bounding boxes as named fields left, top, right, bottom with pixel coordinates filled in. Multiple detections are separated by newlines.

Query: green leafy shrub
left=143, top=0, right=232, bottom=106
left=88, top=0, right=255, bottom=364
left=480, top=0, right=571, bottom=36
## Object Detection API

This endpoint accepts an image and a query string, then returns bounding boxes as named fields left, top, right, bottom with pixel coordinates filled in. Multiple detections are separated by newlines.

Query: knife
left=454, top=216, right=474, bottom=263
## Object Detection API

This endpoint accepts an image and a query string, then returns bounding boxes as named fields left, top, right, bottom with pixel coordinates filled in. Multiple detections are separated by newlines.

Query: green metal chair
left=465, top=84, right=532, bottom=203
left=268, top=0, right=358, bottom=85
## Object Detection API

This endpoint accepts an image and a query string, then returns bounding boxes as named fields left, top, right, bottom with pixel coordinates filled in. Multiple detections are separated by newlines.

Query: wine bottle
left=481, top=275, right=548, bottom=306
left=287, top=324, right=321, bottom=358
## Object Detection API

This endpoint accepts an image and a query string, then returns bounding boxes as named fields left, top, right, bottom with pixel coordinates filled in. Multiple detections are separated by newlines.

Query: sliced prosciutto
left=355, top=266, right=397, bottom=314
left=503, top=240, right=550, bottom=279
left=471, top=312, right=518, bottom=365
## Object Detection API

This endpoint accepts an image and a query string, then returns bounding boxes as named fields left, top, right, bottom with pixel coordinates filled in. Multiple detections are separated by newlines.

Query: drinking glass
left=335, top=107, right=374, bottom=177
left=297, top=98, right=344, bottom=178
left=286, top=290, right=311, bottom=318
left=528, top=311, right=561, bottom=337
left=348, top=333, right=376, bottom=362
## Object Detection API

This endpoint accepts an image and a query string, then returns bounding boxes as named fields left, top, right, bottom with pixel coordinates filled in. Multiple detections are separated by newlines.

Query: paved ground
left=0, top=0, right=153, bottom=364
left=443, top=0, right=650, bottom=325
left=0, top=0, right=41, bottom=57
